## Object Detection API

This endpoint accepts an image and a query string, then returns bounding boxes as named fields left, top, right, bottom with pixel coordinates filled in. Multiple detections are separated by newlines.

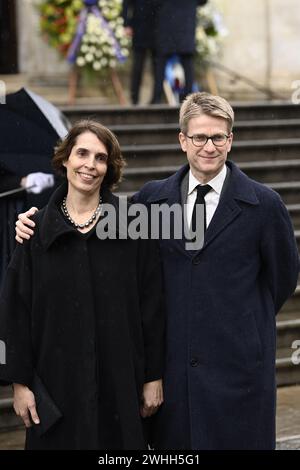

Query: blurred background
left=1, top=0, right=300, bottom=103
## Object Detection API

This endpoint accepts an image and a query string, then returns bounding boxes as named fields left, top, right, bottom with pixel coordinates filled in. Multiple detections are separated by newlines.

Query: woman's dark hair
left=52, top=120, right=125, bottom=190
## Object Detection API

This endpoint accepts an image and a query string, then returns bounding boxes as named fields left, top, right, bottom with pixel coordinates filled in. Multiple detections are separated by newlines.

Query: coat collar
left=147, top=160, right=260, bottom=256
left=39, top=181, right=119, bottom=251
left=147, top=160, right=259, bottom=206
left=201, top=160, right=259, bottom=251
left=147, top=164, right=189, bottom=205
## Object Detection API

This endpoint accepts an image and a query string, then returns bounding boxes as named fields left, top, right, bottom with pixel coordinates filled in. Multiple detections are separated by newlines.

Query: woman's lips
left=77, top=172, right=96, bottom=183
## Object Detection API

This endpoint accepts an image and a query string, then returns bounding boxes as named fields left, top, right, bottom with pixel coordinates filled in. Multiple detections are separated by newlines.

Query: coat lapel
left=143, top=161, right=260, bottom=257
left=147, top=164, right=192, bottom=258
left=203, top=161, right=260, bottom=250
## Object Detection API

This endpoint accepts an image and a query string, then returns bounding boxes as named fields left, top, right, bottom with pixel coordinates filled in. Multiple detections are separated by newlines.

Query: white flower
left=120, top=37, right=129, bottom=46
left=107, top=36, right=115, bottom=46
left=196, top=4, right=224, bottom=60
left=110, top=9, right=118, bottom=18
left=81, top=44, right=89, bottom=53
left=71, top=0, right=129, bottom=70
left=93, top=61, right=102, bottom=71
left=76, top=56, right=86, bottom=67
left=85, top=53, right=94, bottom=63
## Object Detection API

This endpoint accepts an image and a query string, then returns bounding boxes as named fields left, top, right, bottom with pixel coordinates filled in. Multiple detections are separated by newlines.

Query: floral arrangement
left=196, top=3, right=227, bottom=63
left=38, top=0, right=129, bottom=73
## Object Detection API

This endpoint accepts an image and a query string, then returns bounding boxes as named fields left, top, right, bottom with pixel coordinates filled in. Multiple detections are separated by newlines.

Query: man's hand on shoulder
left=15, top=207, right=38, bottom=244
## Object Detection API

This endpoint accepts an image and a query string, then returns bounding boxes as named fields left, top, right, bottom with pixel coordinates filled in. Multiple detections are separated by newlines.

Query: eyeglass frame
left=185, top=133, right=231, bottom=147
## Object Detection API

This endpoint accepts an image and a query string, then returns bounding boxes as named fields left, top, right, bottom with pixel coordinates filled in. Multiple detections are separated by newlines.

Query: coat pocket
left=238, top=310, right=263, bottom=370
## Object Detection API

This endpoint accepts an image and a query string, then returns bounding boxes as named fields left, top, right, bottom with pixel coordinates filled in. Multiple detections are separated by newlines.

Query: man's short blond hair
left=179, top=92, right=235, bottom=134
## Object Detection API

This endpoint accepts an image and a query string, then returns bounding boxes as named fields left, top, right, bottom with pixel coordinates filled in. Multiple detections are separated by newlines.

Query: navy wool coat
left=0, top=183, right=165, bottom=450
left=122, top=0, right=160, bottom=49
left=155, top=0, right=207, bottom=55
left=133, top=161, right=299, bottom=450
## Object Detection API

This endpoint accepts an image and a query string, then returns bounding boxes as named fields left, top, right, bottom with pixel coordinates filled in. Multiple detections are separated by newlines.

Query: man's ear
left=179, top=132, right=187, bottom=152
left=227, top=132, right=233, bottom=153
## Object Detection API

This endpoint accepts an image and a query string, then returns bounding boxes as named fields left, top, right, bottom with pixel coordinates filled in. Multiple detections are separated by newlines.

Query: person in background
left=122, top=0, right=160, bottom=105
left=0, top=167, right=54, bottom=290
left=0, top=169, right=54, bottom=195
left=152, top=0, right=207, bottom=104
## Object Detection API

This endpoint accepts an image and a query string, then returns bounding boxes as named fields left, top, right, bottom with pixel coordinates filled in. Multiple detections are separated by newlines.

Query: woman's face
left=63, top=131, right=108, bottom=194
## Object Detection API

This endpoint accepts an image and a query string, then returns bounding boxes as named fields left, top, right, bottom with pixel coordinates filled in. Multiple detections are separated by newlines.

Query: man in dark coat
left=133, top=92, right=299, bottom=449
left=152, top=0, right=208, bottom=103
left=122, top=0, right=160, bottom=104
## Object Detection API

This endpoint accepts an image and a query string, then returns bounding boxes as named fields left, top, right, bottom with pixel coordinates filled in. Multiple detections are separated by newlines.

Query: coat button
left=190, top=358, right=199, bottom=367
left=192, top=256, right=201, bottom=265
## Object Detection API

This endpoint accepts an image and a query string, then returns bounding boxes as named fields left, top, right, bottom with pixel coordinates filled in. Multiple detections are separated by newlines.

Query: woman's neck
left=65, top=186, right=101, bottom=217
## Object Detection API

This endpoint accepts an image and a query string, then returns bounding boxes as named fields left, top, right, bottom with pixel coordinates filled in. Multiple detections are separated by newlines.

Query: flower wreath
left=38, top=0, right=129, bottom=73
left=196, top=3, right=227, bottom=64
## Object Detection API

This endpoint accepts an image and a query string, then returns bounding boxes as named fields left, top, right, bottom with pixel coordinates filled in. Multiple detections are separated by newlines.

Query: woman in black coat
left=0, top=120, right=165, bottom=449
left=153, top=0, right=207, bottom=103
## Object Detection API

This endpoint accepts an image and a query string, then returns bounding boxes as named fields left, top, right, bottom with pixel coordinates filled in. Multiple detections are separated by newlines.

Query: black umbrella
left=0, top=87, right=69, bottom=178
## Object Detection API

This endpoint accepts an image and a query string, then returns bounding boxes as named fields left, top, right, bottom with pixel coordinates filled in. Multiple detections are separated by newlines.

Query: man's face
left=179, top=114, right=233, bottom=183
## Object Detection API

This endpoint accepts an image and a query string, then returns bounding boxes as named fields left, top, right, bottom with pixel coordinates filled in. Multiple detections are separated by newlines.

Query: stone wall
left=17, top=0, right=68, bottom=79
left=212, top=0, right=300, bottom=99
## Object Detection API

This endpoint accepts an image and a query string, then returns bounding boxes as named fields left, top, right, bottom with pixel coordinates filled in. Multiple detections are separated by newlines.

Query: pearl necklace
left=61, top=196, right=102, bottom=229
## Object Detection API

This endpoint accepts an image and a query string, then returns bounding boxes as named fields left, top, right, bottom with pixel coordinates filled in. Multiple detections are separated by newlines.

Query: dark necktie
left=191, top=184, right=212, bottom=235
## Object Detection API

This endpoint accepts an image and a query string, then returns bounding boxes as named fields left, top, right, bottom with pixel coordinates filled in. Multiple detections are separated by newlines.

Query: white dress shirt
left=186, top=164, right=227, bottom=229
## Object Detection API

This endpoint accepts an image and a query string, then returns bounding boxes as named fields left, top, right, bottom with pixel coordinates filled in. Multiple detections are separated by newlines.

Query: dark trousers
left=152, top=53, right=195, bottom=103
left=131, top=47, right=156, bottom=104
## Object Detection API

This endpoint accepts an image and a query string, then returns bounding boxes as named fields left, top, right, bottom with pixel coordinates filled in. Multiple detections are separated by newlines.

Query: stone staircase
left=1, top=101, right=300, bottom=431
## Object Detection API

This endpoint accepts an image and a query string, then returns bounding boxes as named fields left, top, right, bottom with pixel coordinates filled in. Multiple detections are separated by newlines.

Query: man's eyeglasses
left=186, top=133, right=230, bottom=147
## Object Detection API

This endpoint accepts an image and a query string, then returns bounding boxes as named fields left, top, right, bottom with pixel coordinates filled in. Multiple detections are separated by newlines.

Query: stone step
left=61, top=102, right=300, bottom=126
left=287, top=205, right=300, bottom=230
left=276, top=314, right=300, bottom=350
left=276, top=348, right=300, bottom=386
left=120, top=160, right=300, bottom=193
left=109, top=119, right=300, bottom=146
left=281, top=286, right=300, bottom=313
left=266, top=182, right=300, bottom=205
left=0, top=387, right=12, bottom=399
left=119, top=139, right=300, bottom=169
left=0, top=387, right=21, bottom=431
